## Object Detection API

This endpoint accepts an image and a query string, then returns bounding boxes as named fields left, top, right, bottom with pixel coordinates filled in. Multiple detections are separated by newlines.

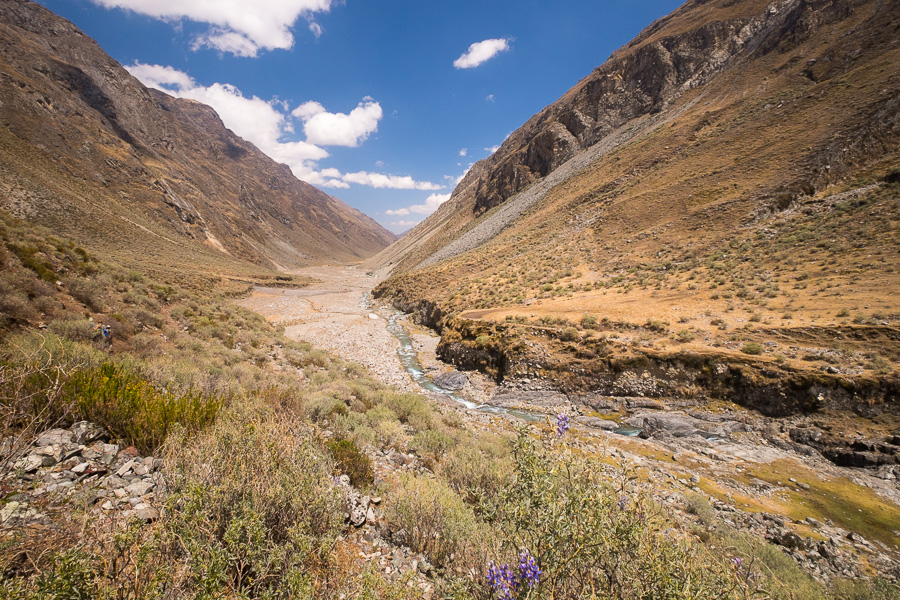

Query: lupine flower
left=518, top=549, right=542, bottom=587
left=556, top=413, right=570, bottom=437
left=486, top=561, right=518, bottom=599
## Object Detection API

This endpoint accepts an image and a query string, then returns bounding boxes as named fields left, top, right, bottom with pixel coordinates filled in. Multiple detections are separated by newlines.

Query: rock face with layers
left=0, top=0, right=395, bottom=271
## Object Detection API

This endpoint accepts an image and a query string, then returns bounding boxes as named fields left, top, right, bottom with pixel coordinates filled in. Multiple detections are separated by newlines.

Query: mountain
left=0, top=0, right=395, bottom=283
left=374, top=0, right=899, bottom=418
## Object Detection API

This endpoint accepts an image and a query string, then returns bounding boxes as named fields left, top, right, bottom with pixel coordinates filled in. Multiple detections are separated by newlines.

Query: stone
left=367, top=506, right=376, bottom=523
left=133, top=504, right=159, bottom=521
left=35, top=429, right=73, bottom=447
left=575, top=416, right=619, bottom=430
left=70, top=421, right=106, bottom=445
left=116, top=460, right=136, bottom=477
left=125, top=481, right=154, bottom=497
left=71, top=462, right=90, bottom=474
left=433, top=370, right=468, bottom=391
left=14, top=454, right=42, bottom=473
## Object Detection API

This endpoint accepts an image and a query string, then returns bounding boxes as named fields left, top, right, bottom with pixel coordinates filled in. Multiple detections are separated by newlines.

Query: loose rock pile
left=3, top=421, right=163, bottom=528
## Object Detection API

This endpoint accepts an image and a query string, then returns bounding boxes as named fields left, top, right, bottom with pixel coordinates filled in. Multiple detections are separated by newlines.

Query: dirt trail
left=236, top=265, right=425, bottom=393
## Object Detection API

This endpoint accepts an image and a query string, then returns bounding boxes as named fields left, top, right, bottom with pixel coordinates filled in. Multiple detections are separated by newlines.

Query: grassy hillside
left=373, top=0, right=900, bottom=413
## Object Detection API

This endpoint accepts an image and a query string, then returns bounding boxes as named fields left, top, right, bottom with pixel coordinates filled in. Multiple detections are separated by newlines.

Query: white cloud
left=484, top=145, right=501, bottom=154
left=127, top=62, right=442, bottom=191
left=458, top=148, right=467, bottom=157
left=127, top=62, right=195, bottom=89
left=387, top=192, right=451, bottom=219
left=92, top=0, right=332, bottom=56
left=390, top=220, right=418, bottom=227
left=453, top=38, right=510, bottom=69
left=485, top=94, right=495, bottom=102
left=293, top=97, right=382, bottom=147
left=341, top=172, right=443, bottom=191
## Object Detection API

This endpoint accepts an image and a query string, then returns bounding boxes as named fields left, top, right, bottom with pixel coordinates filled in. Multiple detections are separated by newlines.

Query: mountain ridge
left=0, top=0, right=395, bottom=279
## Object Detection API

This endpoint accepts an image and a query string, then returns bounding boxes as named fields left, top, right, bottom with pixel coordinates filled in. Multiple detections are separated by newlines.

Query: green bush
left=559, top=326, right=579, bottom=342
left=327, top=437, right=374, bottom=488
left=490, top=430, right=746, bottom=599
left=741, top=342, right=764, bottom=355
left=161, top=408, right=342, bottom=599
left=68, top=362, right=220, bottom=453
left=409, top=429, right=454, bottom=459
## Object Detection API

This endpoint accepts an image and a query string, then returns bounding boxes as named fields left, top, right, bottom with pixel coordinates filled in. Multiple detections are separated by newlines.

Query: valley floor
left=237, top=265, right=900, bottom=584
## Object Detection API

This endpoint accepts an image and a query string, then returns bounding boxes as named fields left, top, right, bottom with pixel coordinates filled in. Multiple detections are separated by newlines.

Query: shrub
left=65, top=277, right=105, bottom=312
left=327, top=437, right=374, bottom=488
left=559, top=326, right=579, bottom=342
left=580, top=314, right=598, bottom=329
left=67, top=362, right=220, bottom=453
left=161, top=408, right=342, bottom=598
left=438, top=436, right=513, bottom=507
left=491, top=430, right=746, bottom=599
left=676, top=329, right=696, bottom=343
left=741, top=342, right=764, bottom=355
left=409, top=429, right=454, bottom=459
left=383, top=473, right=488, bottom=571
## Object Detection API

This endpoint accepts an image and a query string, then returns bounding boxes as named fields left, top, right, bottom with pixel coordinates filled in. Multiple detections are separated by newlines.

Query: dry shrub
left=383, top=473, right=490, bottom=574
left=161, top=406, right=343, bottom=598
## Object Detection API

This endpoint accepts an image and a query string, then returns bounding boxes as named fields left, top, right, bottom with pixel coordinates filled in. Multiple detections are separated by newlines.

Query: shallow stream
left=380, top=309, right=541, bottom=421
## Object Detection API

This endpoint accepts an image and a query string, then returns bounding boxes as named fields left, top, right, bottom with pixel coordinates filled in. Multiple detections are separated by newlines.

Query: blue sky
left=35, top=0, right=684, bottom=233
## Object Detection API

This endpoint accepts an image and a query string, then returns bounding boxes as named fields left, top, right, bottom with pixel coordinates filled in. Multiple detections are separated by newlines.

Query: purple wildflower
left=486, top=561, right=518, bottom=599
left=556, top=413, right=570, bottom=437
left=518, top=549, right=542, bottom=587
left=617, top=495, right=628, bottom=510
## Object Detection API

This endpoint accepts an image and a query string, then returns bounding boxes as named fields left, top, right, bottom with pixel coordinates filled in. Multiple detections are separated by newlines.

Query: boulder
left=433, top=370, right=468, bottom=390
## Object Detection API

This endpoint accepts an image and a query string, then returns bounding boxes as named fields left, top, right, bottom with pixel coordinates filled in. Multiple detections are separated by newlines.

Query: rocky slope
left=0, top=0, right=394, bottom=276
left=372, top=0, right=897, bottom=274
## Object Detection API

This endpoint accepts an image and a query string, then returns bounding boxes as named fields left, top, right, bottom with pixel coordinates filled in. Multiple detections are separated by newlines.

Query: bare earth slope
left=373, top=0, right=900, bottom=455
left=0, top=0, right=395, bottom=279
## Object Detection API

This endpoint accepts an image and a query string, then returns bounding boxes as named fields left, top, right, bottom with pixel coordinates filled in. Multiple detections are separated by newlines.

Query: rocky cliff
left=0, top=0, right=395, bottom=274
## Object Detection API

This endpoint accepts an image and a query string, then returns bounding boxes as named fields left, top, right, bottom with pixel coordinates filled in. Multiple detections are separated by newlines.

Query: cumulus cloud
left=453, top=38, right=510, bottom=69
left=386, top=192, right=450, bottom=218
left=292, top=97, right=382, bottom=147
left=458, top=148, right=467, bottom=157
left=126, top=62, right=441, bottom=191
left=342, top=172, right=443, bottom=191
left=390, top=220, right=418, bottom=227
left=92, top=0, right=332, bottom=57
